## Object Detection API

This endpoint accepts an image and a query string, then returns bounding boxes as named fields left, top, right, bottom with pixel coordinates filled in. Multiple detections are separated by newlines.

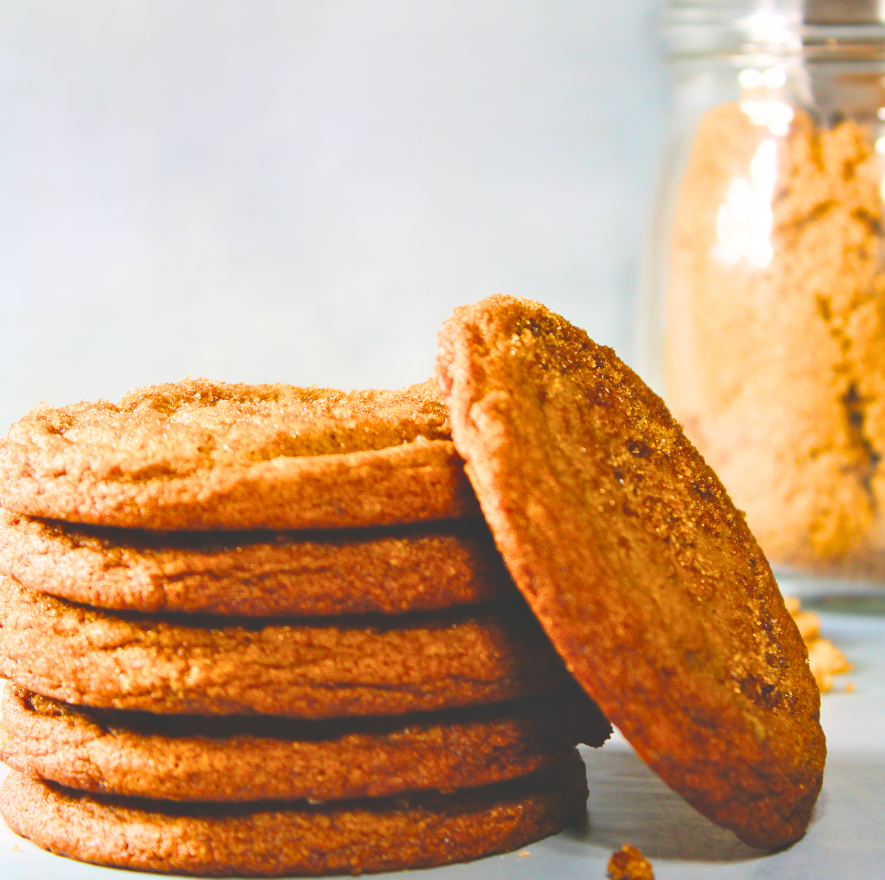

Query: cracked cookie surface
left=0, top=575, right=567, bottom=718
left=0, top=754, right=589, bottom=877
left=436, top=295, right=826, bottom=849
left=0, top=511, right=511, bottom=616
left=0, top=682, right=610, bottom=802
left=0, top=378, right=479, bottom=530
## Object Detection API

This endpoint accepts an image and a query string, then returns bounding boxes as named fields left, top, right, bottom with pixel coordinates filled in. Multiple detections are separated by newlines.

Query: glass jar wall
left=642, top=1, right=885, bottom=581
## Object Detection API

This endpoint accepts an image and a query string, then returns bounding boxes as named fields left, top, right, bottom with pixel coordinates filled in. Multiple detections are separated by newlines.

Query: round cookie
left=0, top=510, right=512, bottom=616
left=436, top=295, right=826, bottom=849
left=0, top=753, right=589, bottom=877
left=0, top=682, right=610, bottom=802
left=0, top=575, right=568, bottom=718
left=0, top=378, right=480, bottom=530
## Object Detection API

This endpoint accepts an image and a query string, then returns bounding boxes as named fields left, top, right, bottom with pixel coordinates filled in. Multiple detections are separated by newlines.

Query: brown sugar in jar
left=642, top=1, right=885, bottom=580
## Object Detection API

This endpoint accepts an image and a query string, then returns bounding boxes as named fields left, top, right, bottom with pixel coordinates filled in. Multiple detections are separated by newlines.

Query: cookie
left=0, top=752, right=588, bottom=876
left=0, top=510, right=511, bottom=616
left=0, top=575, right=567, bottom=717
left=436, top=295, right=826, bottom=849
left=0, top=378, right=480, bottom=530
left=0, top=682, right=610, bottom=802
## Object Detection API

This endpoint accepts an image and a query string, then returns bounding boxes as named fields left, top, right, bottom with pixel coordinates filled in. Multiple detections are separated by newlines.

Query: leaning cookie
left=0, top=682, right=610, bottom=802
left=0, top=510, right=511, bottom=616
left=0, top=378, right=479, bottom=530
left=436, top=295, right=826, bottom=849
left=0, top=576, right=567, bottom=717
left=0, top=752, right=589, bottom=877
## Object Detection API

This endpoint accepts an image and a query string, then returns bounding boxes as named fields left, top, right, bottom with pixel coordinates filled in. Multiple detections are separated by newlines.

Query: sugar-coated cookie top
left=0, top=377, right=475, bottom=530
left=3, top=377, right=450, bottom=481
left=436, top=294, right=826, bottom=849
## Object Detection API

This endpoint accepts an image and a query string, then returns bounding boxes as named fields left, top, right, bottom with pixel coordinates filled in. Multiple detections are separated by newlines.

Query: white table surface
left=0, top=584, right=882, bottom=880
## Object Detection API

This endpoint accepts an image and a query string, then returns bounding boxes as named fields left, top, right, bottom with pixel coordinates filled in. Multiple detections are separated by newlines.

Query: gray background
left=0, top=0, right=666, bottom=429
left=5, top=11, right=885, bottom=879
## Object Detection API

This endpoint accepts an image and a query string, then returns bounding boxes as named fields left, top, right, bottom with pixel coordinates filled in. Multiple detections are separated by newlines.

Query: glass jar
left=641, top=0, right=885, bottom=583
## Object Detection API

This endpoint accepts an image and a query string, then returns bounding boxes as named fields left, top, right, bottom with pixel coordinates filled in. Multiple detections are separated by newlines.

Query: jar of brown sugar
left=641, top=0, right=885, bottom=582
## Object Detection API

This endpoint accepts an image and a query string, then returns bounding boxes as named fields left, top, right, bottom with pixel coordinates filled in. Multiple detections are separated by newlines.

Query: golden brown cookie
left=436, top=295, right=826, bottom=849
left=0, top=510, right=511, bottom=616
left=0, top=754, right=588, bottom=876
left=0, top=575, right=567, bottom=717
left=0, top=378, right=479, bottom=530
left=0, top=682, right=610, bottom=802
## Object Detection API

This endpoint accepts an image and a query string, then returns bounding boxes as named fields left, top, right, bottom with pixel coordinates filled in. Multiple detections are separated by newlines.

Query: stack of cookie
left=0, top=378, right=609, bottom=875
left=0, top=295, right=829, bottom=869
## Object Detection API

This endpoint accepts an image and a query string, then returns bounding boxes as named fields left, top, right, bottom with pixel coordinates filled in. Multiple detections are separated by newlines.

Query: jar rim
left=665, top=1, right=885, bottom=58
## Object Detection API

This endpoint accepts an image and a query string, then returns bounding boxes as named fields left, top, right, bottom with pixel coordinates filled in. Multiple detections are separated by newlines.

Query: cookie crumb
left=785, top=596, right=852, bottom=692
left=846, top=682, right=856, bottom=693
left=11, top=845, right=20, bottom=854
left=607, top=844, right=653, bottom=880
left=516, top=850, right=531, bottom=858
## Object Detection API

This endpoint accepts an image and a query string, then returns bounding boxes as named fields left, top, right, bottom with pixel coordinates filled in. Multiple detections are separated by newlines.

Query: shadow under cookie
left=0, top=754, right=589, bottom=877
left=0, top=511, right=513, bottom=616
left=0, top=575, right=569, bottom=717
left=0, top=682, right=611, bottom=802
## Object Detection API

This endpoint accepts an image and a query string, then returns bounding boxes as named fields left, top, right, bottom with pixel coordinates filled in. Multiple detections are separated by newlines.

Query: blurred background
left=0, top=0, right=666, bottom=430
